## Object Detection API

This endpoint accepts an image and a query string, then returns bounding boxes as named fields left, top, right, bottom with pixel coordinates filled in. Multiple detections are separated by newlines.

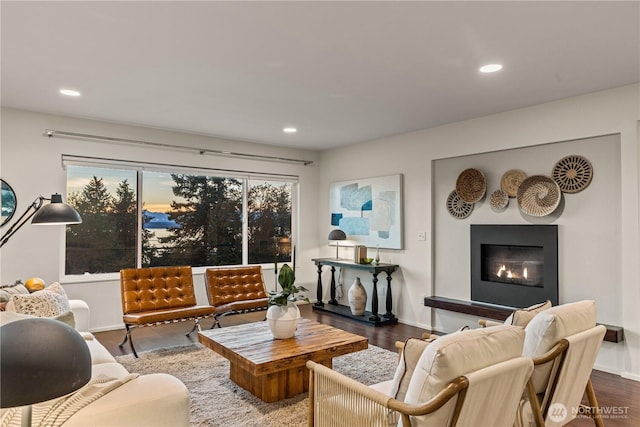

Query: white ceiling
left=2, top=1, right=639, bottom=150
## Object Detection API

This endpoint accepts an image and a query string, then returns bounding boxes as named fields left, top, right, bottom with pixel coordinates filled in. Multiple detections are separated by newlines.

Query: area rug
left=116, top=343, right=398, bottom=427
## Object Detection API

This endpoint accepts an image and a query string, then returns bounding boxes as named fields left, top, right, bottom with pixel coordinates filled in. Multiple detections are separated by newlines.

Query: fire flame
left=496, top=264, right=527, bottom=280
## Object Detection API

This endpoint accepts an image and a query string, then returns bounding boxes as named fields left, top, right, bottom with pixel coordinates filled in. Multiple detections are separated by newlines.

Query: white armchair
left=516, top=300, right=606, bottom=427
left=307, top=325, right=534, bottom=427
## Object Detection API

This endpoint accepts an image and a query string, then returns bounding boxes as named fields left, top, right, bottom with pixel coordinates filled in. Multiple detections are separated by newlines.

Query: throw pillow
left=54, top=311, right=77, bottom=329
left=523, top=300, right=596, bottom=357
left=389, top=337, right=434, bottom=401
left=6, top=282, right=71, bottom=318
left=0, top=282, right=30, bottom=303
left=504, top=300, right=552, bottom=328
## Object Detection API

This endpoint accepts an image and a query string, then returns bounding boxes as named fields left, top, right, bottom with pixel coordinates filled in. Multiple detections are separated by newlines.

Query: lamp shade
left=0, top=318, right=92, bottom=408
left=31, top=194, right=82, bottom=225
left=328, top=229, right=347, bottom=241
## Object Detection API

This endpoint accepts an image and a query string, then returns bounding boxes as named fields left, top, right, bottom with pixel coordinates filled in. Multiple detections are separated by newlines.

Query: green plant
left=268, top=264, right=309, bottom=306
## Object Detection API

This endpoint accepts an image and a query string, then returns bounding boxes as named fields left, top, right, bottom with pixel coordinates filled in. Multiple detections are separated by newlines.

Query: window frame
left=60, top=157, right=298, bottom=283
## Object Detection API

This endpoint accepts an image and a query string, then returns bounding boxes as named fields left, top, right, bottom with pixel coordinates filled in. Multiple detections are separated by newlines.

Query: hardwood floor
left=95, top=304, right=639, bottom=426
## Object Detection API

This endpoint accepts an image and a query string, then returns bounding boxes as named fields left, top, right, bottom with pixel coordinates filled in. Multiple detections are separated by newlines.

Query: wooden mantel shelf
left=424, top=296, right=624, bottom=343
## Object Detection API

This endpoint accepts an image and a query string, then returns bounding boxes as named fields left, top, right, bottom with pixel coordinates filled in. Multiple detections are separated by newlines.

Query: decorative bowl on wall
left=517, top=175, right=561, bottom=217
left=552, top=155, right=593, bottom=193
left=455, top=168, right=486, bottom=203
left=447, top=190, right=474, bottom=219
left=489, top=189, right=509, bottom=210
left=500, top=169, right=527, bottom=197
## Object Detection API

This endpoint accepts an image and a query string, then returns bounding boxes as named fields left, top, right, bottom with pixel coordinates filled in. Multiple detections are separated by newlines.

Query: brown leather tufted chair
left=119, top=266, right=216, bottom=357
left=204, top=265, right=269, bottom=328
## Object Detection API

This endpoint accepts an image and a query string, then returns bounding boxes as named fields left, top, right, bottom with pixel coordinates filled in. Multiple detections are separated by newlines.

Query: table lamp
left=328, top=229, right=347, bottom=259
left=0, top=318, right=92, bottom=426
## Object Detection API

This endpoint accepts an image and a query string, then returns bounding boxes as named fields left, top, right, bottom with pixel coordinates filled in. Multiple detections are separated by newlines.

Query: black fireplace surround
left=471, top=224, right=558, bottom=308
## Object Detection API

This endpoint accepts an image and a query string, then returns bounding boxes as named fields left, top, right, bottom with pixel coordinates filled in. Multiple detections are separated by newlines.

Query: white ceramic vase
left=266, top=301, right=301, bottom=339
left=348, top=277, right=367, bottom=316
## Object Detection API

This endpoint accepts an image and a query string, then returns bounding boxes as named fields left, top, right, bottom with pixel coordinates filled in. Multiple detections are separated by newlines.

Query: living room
left=1, top=1, right=639, bottom=425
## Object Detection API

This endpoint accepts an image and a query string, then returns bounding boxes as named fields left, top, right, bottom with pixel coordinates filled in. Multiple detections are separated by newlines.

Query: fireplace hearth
left=471, top=225, right=558, bottom=307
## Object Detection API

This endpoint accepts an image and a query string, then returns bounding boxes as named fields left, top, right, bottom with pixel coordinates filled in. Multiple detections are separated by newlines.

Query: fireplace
left=471, top=225, right=558, bottom=308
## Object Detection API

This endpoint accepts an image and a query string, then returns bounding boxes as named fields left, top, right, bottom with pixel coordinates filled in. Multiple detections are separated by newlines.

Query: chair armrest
left=69, top=299, right=90, bottom=332
left=478, top=319, right=502, bottom=328
left=307, top=360, right=466, bottom=426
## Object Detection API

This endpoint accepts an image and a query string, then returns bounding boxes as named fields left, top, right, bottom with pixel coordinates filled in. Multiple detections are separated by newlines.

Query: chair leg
left=526, top=379, right=545, bottom=427
left=118, top=324, right=138, bottom=358
left=186, top=319, right=201, bottom=336
left=585, top=379, right=604, bottom=427
left=211, top=314, right=221, bottom=329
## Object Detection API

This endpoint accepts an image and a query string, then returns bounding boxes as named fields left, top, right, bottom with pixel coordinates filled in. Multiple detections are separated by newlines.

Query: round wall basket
left=517, top=175, right=561, bottom=217
left=490, top=189, right=509, bottom=210
left=447, top=190, right=473, bottom=219
left=500, top=169, right=527, bottom=197
left=455, top=168, right=486, bottom=203
left=552, top=155, right=593, bottom=193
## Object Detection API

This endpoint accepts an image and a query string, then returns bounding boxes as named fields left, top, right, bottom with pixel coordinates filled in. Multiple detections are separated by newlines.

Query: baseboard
left=621, top=371, right=640, bottom=382
left=593, top=363, right=621, bottom=376
left=593, top=364, right=640, bottom=382
left=90, top=324, right=124, bottom=333
left=394, top=317, right=434, bottom=333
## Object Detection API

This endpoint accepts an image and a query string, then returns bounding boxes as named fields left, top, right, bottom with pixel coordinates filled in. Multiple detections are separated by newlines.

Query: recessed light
left=283, top=127, right=297, bottom=134
left=60, top=89, right=81, bottom=97
left=479, top=64, right=503, bottom=73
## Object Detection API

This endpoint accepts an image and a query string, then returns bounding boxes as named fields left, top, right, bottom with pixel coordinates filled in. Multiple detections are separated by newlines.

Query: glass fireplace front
left=481, top=244, right=543, bottom=288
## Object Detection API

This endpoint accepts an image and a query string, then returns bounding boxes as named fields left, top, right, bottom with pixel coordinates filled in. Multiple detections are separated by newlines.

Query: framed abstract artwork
left=329, top=174, right=403, bottom=249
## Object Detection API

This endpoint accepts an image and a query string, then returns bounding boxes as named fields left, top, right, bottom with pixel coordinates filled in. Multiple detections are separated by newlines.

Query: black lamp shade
left=328, top=229, right=347, bottom=241
left=0, top=318, right=92, bottom=408
left=31, top=194, right=82, bottom=225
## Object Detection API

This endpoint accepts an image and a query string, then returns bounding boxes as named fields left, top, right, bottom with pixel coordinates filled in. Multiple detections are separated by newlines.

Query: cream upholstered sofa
left=0, top=299, right=190, bottom=427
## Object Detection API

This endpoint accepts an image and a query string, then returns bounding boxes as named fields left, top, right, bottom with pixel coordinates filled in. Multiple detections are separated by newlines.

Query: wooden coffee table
left=198, top=318, right=368, bottom=402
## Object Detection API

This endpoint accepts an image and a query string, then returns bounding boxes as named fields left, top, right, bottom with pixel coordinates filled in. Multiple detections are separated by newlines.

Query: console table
left=311, top=258, right=399, bottom=326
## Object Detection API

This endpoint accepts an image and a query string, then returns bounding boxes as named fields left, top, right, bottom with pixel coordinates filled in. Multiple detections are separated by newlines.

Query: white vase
left=348, top=277, right=367, bottom=316
left=266, top=301, right=301, bottom=339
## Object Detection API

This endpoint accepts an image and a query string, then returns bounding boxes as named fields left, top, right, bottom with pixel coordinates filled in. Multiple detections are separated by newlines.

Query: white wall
left=0, top=108, right=320, bottom=331
left=317, top=84, right=639, bottom=379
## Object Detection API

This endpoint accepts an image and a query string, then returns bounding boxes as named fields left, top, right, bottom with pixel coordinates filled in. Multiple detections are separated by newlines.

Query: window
left=142, top=171, right=243, bottom=268
left=247, top=180, right=292, bottom=265
left=66, top=166, right=137, bottom=274
left=65, top=164, right=294, bottom=276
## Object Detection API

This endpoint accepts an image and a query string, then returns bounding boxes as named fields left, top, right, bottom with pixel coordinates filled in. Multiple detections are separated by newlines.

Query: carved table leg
left=384, top=272, right=396, bottom=319
left=369, top=272, right=380, bottom=322
left=329, top=266, right=338, bottom=305
left=315, top=264, right=324, bottom=307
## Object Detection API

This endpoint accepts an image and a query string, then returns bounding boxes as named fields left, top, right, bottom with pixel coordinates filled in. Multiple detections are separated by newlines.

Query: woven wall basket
left=447, top=190, right=473, bottom=219
left=517, top=175, right=561, bottom=217
left=500, top=169, right=527, bottom=197
left=455, top=168, right=486, bottom=203
left=552, top=155, right=593, bottom=193
left=490, top=189, right=509, bottom=210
